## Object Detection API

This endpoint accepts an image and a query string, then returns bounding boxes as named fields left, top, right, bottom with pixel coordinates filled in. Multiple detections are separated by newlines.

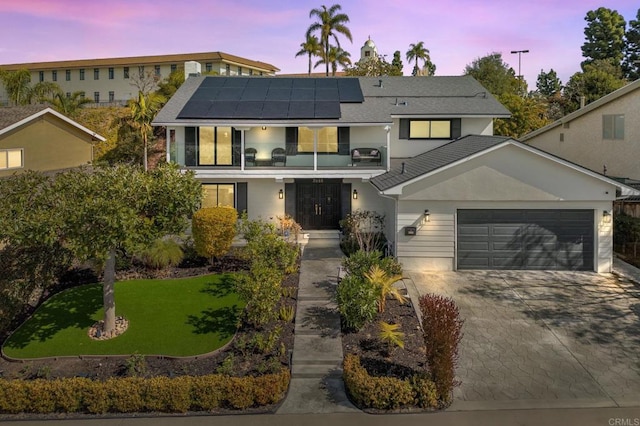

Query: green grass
left=2, top=274, right=244, bottom=359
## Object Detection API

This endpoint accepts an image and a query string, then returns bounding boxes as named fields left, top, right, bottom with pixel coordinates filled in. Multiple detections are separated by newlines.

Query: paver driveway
left=407, top=270, right=640, bottom=409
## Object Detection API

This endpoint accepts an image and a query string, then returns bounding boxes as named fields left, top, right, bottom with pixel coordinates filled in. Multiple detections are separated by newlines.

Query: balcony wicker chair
left=245, top=147, right=257, bottom=166
left=271, top=147, right=286, bottom=166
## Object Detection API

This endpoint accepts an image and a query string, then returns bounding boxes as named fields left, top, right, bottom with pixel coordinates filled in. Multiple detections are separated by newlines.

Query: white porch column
left=165, top=127, right=171, bottom=163
left=313, top=128, right=318, bottom=170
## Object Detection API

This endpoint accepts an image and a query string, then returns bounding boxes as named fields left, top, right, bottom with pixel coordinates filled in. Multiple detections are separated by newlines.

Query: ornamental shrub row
left=343, top=354, right=437, bottom=410
left=0, top=369, right=290, bottom=414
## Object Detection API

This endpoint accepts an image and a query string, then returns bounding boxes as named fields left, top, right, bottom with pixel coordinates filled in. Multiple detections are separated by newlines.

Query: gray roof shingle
left=370, top=135, right=512, bottom=191
left=0, top=105, right=50, bottom=130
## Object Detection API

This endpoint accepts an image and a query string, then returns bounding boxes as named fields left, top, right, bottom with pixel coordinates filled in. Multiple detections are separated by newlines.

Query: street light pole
left=510, top=49, right=529, bottom=79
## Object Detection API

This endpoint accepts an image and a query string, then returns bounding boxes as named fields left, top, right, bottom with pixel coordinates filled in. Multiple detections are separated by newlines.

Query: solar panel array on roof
left=177, top=77, right=364, bottom=120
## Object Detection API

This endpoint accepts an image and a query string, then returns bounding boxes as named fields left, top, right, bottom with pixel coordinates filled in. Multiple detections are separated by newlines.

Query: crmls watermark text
left=609, top=419, right=640, bottom=426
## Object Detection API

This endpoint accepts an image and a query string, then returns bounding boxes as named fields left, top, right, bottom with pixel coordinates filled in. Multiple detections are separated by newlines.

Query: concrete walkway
left=276, top=238, right=358, bottom=414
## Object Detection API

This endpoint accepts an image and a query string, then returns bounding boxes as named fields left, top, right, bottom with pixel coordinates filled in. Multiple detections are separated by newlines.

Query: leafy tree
left=306, top=4, right=353, bottom=76
left=406, top=41, right=431, bottom=76
left=563, top=59, right=627, bottom=112
left=581, top=7, right=626, bottom=69
left=130, top=91, right=164, bottom=171
left=344, top=56, right=403, bottom=76
left=295, top=34, right=322, bottom=75
left=0, top=69, right=32, bottom=105
left=535, top=69, right=562, bottom=97
left=155, top=68, right=185, bottom=101
left=51, top=164, right=202, bottom=334
left=75, top=106, right=130, bottom=160
left=463, top=52, right=520, bottom=97
left=391, top=50, right=403, bottom=75
left=493, top=93, right=550, bottom=138
left=314, top=45, right=351, bottom=76
left=44, top=90, right=92, bottom=117
left=622, top=9, right=640, bottom=80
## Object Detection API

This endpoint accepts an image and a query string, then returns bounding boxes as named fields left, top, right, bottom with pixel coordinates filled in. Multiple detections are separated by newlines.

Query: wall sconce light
left=352, top=189, right=358, bottom=200
left=423, top=209, right=430, bottom=224
left=261, top=126, right=267, bottom=130
left=278, top=189, right=284, bottom=199
left=603, top=210, right=611, bottom=223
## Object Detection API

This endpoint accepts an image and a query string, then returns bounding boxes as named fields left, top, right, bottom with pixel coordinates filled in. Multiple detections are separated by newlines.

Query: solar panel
left=261, top=101, right=290, bottom=118
left=199, top=77, right=226, bottom=88
left=235, top=101, right=264, bottom=118
left=270, top=78, right=294, bottom=88
left=241, top=87, right=268, bottom=101
left=338, top=78, right=364, bottom=102
left=190, top=88, right=220, bottom=101
left=223, top=77, right=250, bottom=88
left=288, top=101, right=315, bottom=118
left=315, top=88, right=339, bottom=101
left=292, top=78, right=316, bottom=88
left=177, top=101, right=212, bottom=118
left=217, top=87, right=244, bottom=100
left=291, top=89, right=315, bottom=101
left=314, top=101, right=341, bottom=119
left=266, top=88, right=291, bottom=101
left=209, top=101, right=239, bottom=118
left=316, top=78, right=338, bottom=89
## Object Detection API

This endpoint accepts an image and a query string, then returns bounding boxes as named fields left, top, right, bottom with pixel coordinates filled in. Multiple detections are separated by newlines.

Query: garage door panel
left=457, top=209, right=594, bottom=271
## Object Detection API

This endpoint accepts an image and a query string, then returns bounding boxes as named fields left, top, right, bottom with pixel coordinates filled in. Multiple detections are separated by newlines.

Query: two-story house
left=153, top=74, right=635, bottom=273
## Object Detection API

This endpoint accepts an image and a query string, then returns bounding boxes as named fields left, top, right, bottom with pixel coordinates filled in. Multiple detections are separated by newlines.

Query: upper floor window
left=225, top=64, right=230, bottom=76
left=298, top=127, right=338, bottom=153
left=39, top=71, right=44, bottom=82
left=51, top=70, right=57, bottom=81
left=65, top=69, right=71, bottom=81
left=123, top=67, right=129, bottom=79
left=79, top=69, right=85, bottom=80
left=154, top=65, right=161, bottom=76
left=237, top=66, right=242, bottom=75
left=94, top=68, right=100, bottom=80
left=108, top=67, right=114, bottom=79
left=399, top=118, right=459, bottom=140
left=0, top=149, right=23, bottom=170
left=205, top=63, right=212, bottom=73
left=603, top=114, right=624, bottom=140
left=138, top=66, right=145, bottom=78
left=170, top=64, right=177, bottom=73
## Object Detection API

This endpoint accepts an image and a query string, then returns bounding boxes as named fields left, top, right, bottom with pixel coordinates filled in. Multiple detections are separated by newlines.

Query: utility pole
left=510, top=49, right=529, bottom=79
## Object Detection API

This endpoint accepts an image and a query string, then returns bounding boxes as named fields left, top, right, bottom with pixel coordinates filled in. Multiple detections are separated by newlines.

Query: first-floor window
left=202, top=184, right=235, bottom=208
left=603, top=114, right=624, bottom=140
left=108, top=91, right=115, bottom=102
left=0, top=149, right=23, bottom=170
left=124, top=67, right=129, bottom=79
left=94, top=92, right=100, bottom=103
left=297, top=127, right=338, bottom=153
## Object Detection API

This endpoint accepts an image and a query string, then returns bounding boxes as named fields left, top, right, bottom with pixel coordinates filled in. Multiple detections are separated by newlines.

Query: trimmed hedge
left=343, top=354, right=437, bottom=410
left=0, top=369, right=290, bottom=414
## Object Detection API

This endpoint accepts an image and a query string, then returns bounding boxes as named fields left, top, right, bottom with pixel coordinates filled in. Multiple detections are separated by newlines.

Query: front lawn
left=2, top=274, right=243, bottom=359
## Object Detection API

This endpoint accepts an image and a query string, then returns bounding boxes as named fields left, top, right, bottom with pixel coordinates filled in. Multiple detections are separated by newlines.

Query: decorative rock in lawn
left=88, top=316, right=129, bottom=340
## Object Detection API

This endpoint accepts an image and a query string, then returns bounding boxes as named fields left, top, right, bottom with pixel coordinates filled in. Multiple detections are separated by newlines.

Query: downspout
left=165, top=127, right=170, bottom=163
left=384, top=125, right=391, bottom=171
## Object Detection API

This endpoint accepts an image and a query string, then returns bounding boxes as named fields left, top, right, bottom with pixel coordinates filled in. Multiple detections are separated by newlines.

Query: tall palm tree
left=314, top=46, right=351, bottom=76
left=306, top=4, right=353, bottom=76
left=0, top=69, right=33, bottom=105
left=406, top=41, right=431, bottom=76
left=130, top=91, right=164, bottom=171
left=296, top=34, right=322, bottom=75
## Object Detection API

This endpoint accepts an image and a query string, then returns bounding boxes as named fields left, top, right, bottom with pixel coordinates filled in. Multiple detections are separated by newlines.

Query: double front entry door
left=296, top=180, right=342, bottom=230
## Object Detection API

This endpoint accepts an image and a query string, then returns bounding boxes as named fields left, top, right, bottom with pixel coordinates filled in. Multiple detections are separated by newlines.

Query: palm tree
left=406, top=41, right=431, bottom=76
left=0, top=69, right=33, bottom=105
left=45, top=90, right=92, bottom=117
left=130, top=91, right=164, bottom=171
left=365, top=265, right=406, bottom=313
left=306, top=4, right=353, bottom=76
left=314, top=46, right=351, bottom=76
left=296, top=34, right=322, bottom=75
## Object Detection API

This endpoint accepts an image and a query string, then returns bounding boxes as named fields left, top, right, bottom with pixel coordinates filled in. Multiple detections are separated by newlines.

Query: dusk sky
left=0, top=0, right=638, bottom=89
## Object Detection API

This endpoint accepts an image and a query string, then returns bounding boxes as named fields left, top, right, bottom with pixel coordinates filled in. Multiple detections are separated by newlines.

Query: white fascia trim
left=0, top=108, right=106, bottom=142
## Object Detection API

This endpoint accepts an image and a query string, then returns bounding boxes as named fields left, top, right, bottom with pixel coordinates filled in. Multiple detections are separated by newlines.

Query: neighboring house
left=153, top=74, right=635, bottom=273
left=0, top=105, right=104, bottom=177
left=0, top=52, right=280, bottom=106
left=521, top=79, right=640, bottom=181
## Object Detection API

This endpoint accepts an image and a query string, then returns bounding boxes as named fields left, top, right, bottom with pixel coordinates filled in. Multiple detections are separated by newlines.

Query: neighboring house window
left=138, top=66, right=145, bottom=78
left=66, top=92, right=71, bottom=98
left=94, top=68, right=99, bottom=80
left=365, top=51, right=371, bottom=57
left=108, top=91, right=115, bottom=102
left=52, top=70, right=57, bottom=81
left=94, top=92, right=100, bottom=103
left=225, top=64, right=230, bottom=76
left=603, top=114, right=624, bottom=140
left=154, top=65, right=161, bottom=76
left=198, top=126, right=233, bottom=165
left=108, top=67, right=114, bottom=79
left=65, top=69, right=71, bottom=81
left=297, top=127, right=338, bottom=153
left=124, top=67, right=129, bottom=79
left=79, top=69, right=85, bottom=80
left=202, top=184, right=235, bottom=208
left=399, top=118, right=460, bottom=139
left=39, top=71, right=44, bottom=82
left=205, top=63, right=212, bottom=73
left=0, top=149, right=23, bottom=170
left=237, top=66, right=242, bottom=75
left=170, top=64, right=177, bottom=73
left=249, top=69, right=253, bottom=76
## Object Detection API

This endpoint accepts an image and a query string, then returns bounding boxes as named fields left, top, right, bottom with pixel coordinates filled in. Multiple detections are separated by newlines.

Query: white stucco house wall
left=153, top=73, right=636, bottom=273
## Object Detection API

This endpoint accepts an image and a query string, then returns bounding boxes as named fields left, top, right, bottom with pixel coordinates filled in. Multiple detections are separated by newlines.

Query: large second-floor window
left=52, top=70, right=57, bottom=81
left=603, top=114, right=624, bottom=140
left=79, top=69, right=85, bottom=80
left=298, top=127, right=338, bottom=153
left=399, top=118, right=460, bottom=140
left=94, top=68, right=99, bottom=80
left=0, top=149, right=23, bottom=170
left=123, top=67, right=129, bottom=79
left=108, top=67, right=114, bottom=79
left=184, top=127, right=239, bottom=167
left=65, top=70, right=71, bottom=81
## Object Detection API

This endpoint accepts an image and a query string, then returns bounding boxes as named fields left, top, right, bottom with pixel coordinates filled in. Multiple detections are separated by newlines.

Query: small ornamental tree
left=192, top=207, right=237, bottom=262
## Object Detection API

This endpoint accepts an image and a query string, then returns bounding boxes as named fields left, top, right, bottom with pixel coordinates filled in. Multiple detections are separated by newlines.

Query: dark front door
left=296, top=179, right=342, bottom=230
